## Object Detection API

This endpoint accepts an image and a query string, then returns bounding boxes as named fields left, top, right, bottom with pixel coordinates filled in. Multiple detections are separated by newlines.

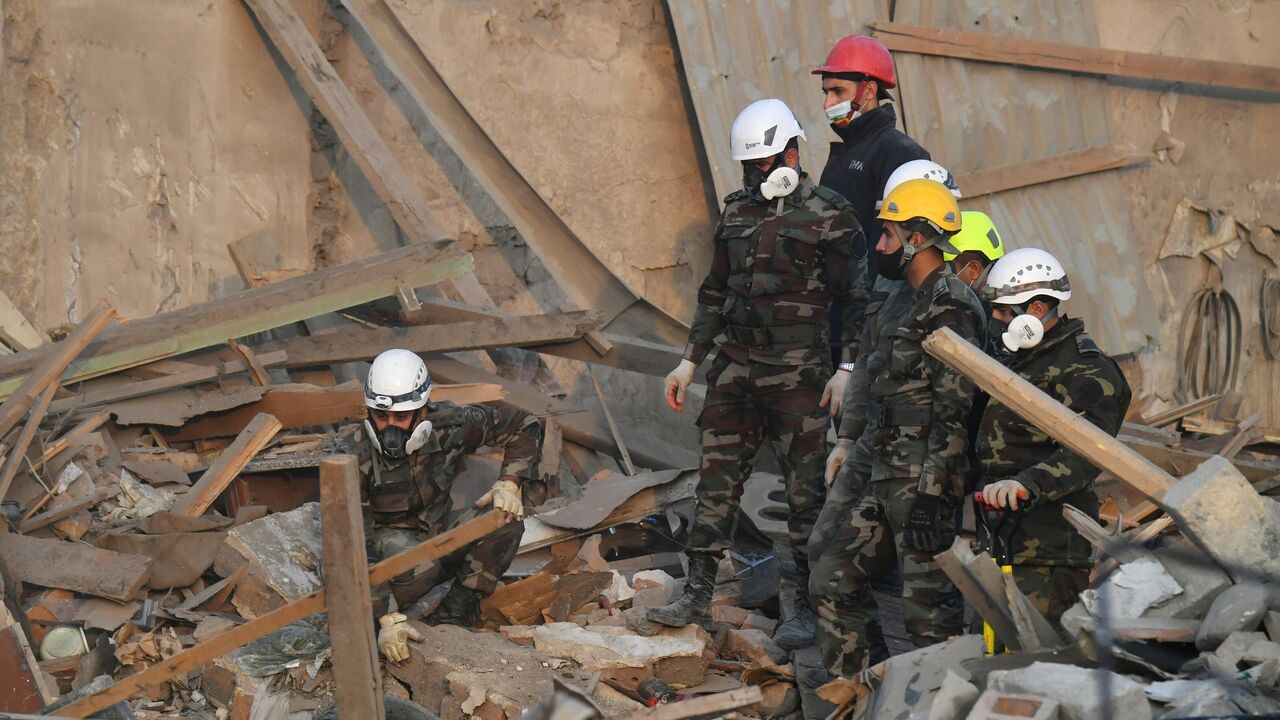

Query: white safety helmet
left=982, top=248, right=1072, bottom=306
left=364, top=349, right=431, bottom=412
left=730, top=99, right=806, bottom=161
left=877, top=159, right=961, bottom=210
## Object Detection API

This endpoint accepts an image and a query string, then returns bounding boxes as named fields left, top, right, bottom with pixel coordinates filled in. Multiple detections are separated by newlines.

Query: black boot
left=646, top=552, right=717, bottom=628
left=428, top=583, right=481, bottom=627
left=774, top=582, right=817, bottom=650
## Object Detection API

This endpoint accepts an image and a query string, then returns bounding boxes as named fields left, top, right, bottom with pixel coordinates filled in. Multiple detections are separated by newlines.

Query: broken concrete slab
left=532, top=622, right=704, bottom=671
left=861, top=635, right=984, bottom=719
left=989, top=662, right=1151, bottom=720
left=929, top=669, right=979, bottom=720
left=389, top=624, right=638, bottom=719
left=1196, top=581, right=1268, bottom=651
left=1243, top=639, right=1280, bottom=666
left=1265, top=611, right=1280, bottom=643
left=1160, top=456, right=1280, bottom=603
left=1215, top=631, right=1270, bottom=668
left=630, top=569, right=677, bottom=610
left=1081, top=556, right=1182, bottom=619
left=212, top=502, right=322, bottom=618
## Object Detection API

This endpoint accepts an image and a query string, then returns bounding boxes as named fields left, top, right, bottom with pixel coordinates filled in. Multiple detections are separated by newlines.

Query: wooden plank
left=172, top=413, right=283, bottom=516
left=0, top=534, right=150, bottom=602
left=518, top=471, right=699, bottom=553
left=1183, top=414, right=1280, bottom=445
left=586, top=366, right=634, bottom=476
left=0, top=246, right=471, bottom=398
left=871, top=21, right=1280, bottom=95
left=1107, top=617, right=1200, bottom=643
left=255, top=310, right=603, bottom=367
left=29, top=410, right=111, bottom=474
left=0, top=602, right=57, bottom=710
left=19, top=484, right=116, bottom=534
left=227, top=340, right=271, bottom=386
left=0, top=291, right=43, bottom=352
left=319, top=456, right=385, bottom=720
left=613, top=687, right=762, bottom=720
left=923, top=327, right=1174, bottom=502
left=1121, top=435, right=1276, bottom=483
left=56, top=512, right=509, bottom=717
left=1141, top=394, right=1220, bottom=428
left=165, top=382, right=502, bottom=441
left=426, top=356, right=698, bottom=471
left=956, top=143, right=1149, bottom=199
left=537, top=418, right=563, bottom=498
left=0, top=301, right=115, bottom=437
left=406, top=299, right=683, bottom=377
left=0, top=382, right=57, bottom=501
left=934, top=540, right=1023, bottom=652
left=47, top=351, right=288, bottom=416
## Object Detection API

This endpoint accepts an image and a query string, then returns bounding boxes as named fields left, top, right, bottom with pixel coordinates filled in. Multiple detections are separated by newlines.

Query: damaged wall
left=0, top=0, right=315, bottom=329
left=1099, top=0, right=1280, bottom=423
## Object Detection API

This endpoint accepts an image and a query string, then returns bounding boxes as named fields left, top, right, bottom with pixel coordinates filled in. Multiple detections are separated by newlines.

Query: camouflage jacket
left=976, top=317, right=1131, bottom=567
left=347, top=401, right=541, bottom=533
left=838, top=265, right=984, bottom=496
left=683, top=174, right=870, bottom=367
left=839, top=276, right=916, bottom=482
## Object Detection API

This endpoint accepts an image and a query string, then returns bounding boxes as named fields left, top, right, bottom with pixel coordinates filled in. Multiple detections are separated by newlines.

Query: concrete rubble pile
left=815, top=400, right=1280, bottom=720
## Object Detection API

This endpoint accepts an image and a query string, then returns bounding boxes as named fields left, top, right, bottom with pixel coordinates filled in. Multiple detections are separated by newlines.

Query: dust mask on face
left=1000, top=307, right=1057, bottom=352
left=826, top=92, right=871, bottom=128
left=760, top=166, right=799, bottom=199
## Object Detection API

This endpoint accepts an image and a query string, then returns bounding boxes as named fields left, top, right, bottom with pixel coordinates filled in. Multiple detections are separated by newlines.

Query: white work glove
left=664, top=359, right=698, bottom=413
left=475, top=478, right=524, bottom=518
left=825, top=438, right=854, bottom=487
left=820, top=369, right=852, bottom=418
left=378, top=613, right=422, bottom=664
left=981, top=479, right=1030, bottom=511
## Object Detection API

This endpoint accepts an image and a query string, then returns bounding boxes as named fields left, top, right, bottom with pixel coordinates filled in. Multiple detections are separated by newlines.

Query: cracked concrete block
left=1244, top=639, right=1280, bottom=666
left=1214, top=631, right=1269, bottom=668
left=929, top=669, right=980, bottom=720
left=989, top=662, right=1151, bottom=720
left=1196, top=582, right=1268, bottom=651
left=1082, top=557, right=1181, bottom=619
left=1161, top=457, right=1280, bottom=604
left=1145, top=538, right=1231, bottom=619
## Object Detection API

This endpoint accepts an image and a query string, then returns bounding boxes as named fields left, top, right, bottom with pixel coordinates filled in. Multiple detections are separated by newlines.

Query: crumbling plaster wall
left=0, top=0, right=314, bottom=329
left=1098, top=0, right=1280, bottom=424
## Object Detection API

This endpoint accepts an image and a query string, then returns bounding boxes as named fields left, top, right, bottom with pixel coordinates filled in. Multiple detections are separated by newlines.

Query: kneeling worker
left=351, top=349, right=541, bottom=662
left=975, top=249, right=1130, bottom=628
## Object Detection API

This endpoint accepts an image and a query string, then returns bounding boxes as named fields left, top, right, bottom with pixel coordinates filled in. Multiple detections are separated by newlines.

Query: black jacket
left=819, top=104, right=930, bottom=282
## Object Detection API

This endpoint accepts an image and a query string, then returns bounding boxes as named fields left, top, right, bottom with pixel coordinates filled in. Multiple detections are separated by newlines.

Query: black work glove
left=903, top=492, right=950, bottom=554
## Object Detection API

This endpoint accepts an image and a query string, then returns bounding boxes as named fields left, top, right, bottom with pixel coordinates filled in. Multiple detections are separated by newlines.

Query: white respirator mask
left=825, top=99, right=860, bottom=125
left=760, top=166, right=800, bottom=200
left=1000, top=306, right=1057, bottom=353
left=365, top=418, right=434, bottom=459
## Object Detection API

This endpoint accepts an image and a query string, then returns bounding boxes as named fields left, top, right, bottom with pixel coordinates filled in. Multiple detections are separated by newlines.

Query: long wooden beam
left=0, top=383, right=58, bottom=500
left=923, top=327, right=1174, bottom=502
left=872, top=22, right=1280, bottom=95
left=57, top=512, right=510, bottom=717
left=0, top=245, right=470, bottom=397
left=956, top=143, right=1150, bottom=199
left=0, top=301, right=115, bottom=433
left=257, top=310, right=603, bottom=367
left=172, top=413, right=284, bottom=516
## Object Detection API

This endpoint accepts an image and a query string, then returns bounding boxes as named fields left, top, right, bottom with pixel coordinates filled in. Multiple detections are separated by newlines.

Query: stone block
left=723, top=628, right=788, bottom=667
left=1145, top=538, right=1231, bottom=619
left=532, top=622, right=704, bottom=671
left=966, top=690, right=1060, bottom=720
left=212, top=503, right=322, bottom=619
left=1161, top=456, right=1280, bottom=603
left=1215, top=631, right=1269, bottom=668
left=1265, top=611, right=1280, bottom=642
left=989, top=662, right=1150, bottom=720
left=929, top=669, right=980, bottom=720
left=1195, top=582, right=1267, bottom=651
left=1081, top=557, right=1180, bottom=619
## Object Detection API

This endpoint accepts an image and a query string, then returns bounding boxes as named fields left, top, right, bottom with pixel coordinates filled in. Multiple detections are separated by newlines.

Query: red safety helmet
left=812, top=35, right=897, bottom=89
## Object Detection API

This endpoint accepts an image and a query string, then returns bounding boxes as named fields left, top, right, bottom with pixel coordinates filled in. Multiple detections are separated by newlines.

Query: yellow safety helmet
left=943, top=211, right=1005, bottom=262
left=877, top=178, right=962, bottom=234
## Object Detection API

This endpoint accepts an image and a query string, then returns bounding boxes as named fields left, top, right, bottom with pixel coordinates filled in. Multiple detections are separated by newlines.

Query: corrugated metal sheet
left=889, top=0, right=1160, bottom=355
left=667, top=0, right=888, bottom=201
left=668, top=0, right=1160, bottom=355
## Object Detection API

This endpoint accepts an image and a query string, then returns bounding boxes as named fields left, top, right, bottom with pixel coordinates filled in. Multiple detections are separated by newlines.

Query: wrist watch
left=838, top=362, right=856, bottom=372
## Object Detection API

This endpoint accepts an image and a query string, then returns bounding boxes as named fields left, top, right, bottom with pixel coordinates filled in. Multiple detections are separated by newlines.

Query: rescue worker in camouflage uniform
left=810, top=178, right=985, bottom=676
left=976, top=248, right=1131, bottom=628
left=351, top=349, right=540, bottom=663
left=814, top=161, right=965, bottom=560
left=648, top=99, right=869, bottom=648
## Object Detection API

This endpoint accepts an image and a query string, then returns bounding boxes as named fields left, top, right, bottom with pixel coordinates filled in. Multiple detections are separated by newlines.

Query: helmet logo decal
left=987, top=228, right=1000, bottom=249
left=763, top=125, right=777, bottom=146
left=944, top=211, right=956, bottom=223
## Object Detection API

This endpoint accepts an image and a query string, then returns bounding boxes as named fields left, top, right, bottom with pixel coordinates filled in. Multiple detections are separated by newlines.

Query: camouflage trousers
left=1012, top=564, right=1088, bottom=630
left=808, top=432, right=873, bottom=562
left=809, top=479, right=962, bottom=676
left=370, top=506, right=523, bottom=610
left=688, top=356, right=830, bottom=576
